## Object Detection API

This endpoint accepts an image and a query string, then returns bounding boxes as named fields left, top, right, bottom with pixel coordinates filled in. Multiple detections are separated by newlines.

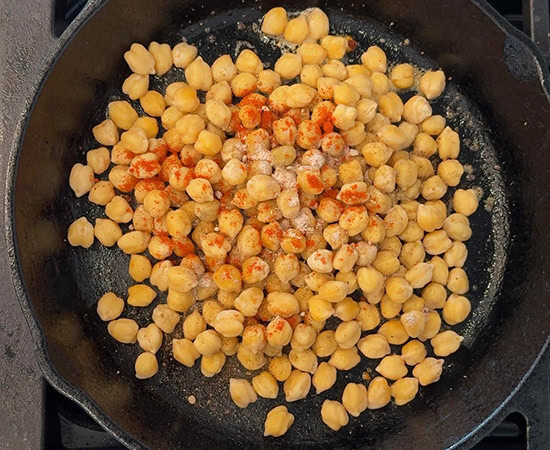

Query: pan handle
left=523, top=0, right=550, bottom=64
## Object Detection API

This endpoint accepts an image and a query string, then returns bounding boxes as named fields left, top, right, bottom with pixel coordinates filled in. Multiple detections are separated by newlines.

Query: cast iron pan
left=4, top=0, right=550, bottom=449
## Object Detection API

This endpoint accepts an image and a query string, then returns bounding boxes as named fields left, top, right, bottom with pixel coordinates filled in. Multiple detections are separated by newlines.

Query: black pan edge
left=2, top=1, right=549, bottom=449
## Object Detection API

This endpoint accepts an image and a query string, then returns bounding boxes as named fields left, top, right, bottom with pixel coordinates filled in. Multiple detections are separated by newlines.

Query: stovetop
left=0, top=1, right=548, bottom=449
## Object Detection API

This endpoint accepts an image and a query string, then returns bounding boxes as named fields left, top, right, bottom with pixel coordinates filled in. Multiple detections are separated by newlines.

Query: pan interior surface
left=10, top=0, right=550, bottom=449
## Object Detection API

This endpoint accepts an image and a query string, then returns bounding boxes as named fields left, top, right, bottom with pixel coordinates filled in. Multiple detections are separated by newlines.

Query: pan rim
left=2, top=1, right=550, bottom=449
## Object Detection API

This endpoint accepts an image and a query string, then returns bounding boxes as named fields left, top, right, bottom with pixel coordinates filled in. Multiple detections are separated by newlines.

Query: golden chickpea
left=263, top=405, right=294, bottom=438
left=403, top=95, right=432, bottom=124
left=361, top=46, right=387, bottom=73
left=173, top=338, right=200, bottom=367
left=453, top=189, right=479, bottom=216
left=152, top=304, right=180, bottom=333
left=381, top=295, right=401, bottom=319
left=418, top=311, right=442, bottom=341
left=371, top=73, right=390, bottom=96
left=307, top=8, right=330, bottom=39
left=421, top=282, right=447, bottom=310
left=321, top=400, right=349, bottom=431
left=262, top=7, right=288, bottom=35
left=172, top=43, right=197, bottom=69
left=391, top=63, right=414, bottom=89
left=284, top=369, right=311, bottom=402
left=342, top=383, right=369, bottom=417
left=447, top=268, right=469, bottom=294
left=413, top=357, right=444, bottom=386
left=284, top=15, right=309, bottom=44
left=443, top=213, right=472, bottom=241
left=379, top=319, right=409, bottom=345
left=357, top=334, right=390, bottom=359
left=311, top=330, right=337, bottom=358
left=275, top=53, right=303, bottom=80
left=376, top=354, right=408, bottom=380
left=391, top=377, right=419, bottom=406
left=431, top=330, right=464, bottom=357
left=438, top=159, right=464, bottom=186
left=117, top=231, right=151, bottom=254
left=328, top=347, right=361, bottom=370
left=367, top=377, right=391, bottom=409
left=269, top=355, right=292, bottom=382
left=413, top=132, right=438, bottom=158
left=437, top=126, right=460, bottom=159
left=423, top=230, right=452, bottom=255
left=108, top=318, right=139, bottom=344
left=230, top=378, right=258, bottom=408
left=401, top=339, right=427, bottom=366
left=312, top=361, right=337, bottom=394
left=443, top=294, right=471, bottom=325
left=135, top=352, right=158, bottom=379
left=122, top=73, right=149, bottom=100
left=96, top=292, right=124, bottom=322
left=420, top=70, right=446, bottom=99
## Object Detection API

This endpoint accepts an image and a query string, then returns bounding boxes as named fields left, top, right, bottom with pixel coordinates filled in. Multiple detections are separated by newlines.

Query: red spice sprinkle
left=239, top=93, right=267, bottom=109
left=322, top=120, right=334, bottom=134
left=306, top=173, right=324, bottom=192
left=339, top=183, right=369, bottom=204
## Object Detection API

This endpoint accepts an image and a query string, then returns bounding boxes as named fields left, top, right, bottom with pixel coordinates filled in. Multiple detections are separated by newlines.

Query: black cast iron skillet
left=3, top=0, right=550, bottom=449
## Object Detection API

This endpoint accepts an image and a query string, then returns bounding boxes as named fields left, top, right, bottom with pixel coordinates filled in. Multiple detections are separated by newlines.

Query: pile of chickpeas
left=67, top=6, right=479, bottom=437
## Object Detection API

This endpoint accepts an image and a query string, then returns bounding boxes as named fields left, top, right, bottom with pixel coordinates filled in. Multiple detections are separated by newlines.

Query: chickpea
left=122, top=73, right=149, bottom=100
left=266, top=355, right=291, bottom=383
left=184, top=56, right=213, bottom=91
left=356, top=301, right=380, bottom=330
left=333, top=320, right=360, bottom=350
left=391, top=63, right=414, bottom=89
left=247, top=175, right=281, bottom=202
left=447, top=268, right=469, bottom=294
left=361, top=141, right=392, bottom=168
left=264, top=405, right=294, bottom=438
left=287, top=84, right=317, bottom=109
left=443, top=213, right=472, bottom=241
left=413, top=357, right=444, bottom=386
left=453, top=189, right=479, bottom=216
left=221, top=336, right=239, bottom=356
left=375, top=354, right=408, bottom=380
left=371, top=73, right=390, bottom=96
left=275, top=53, right=303, bottom=80
left=237, top=343, right=266, bottom=370
left=262, top=7, right=288, bottom=35
left=399, top=339, right=427, bottom=366
left=108, top=318, right=138, bottom=344
left=172, top=42, right=197, bottom=69
left=342, top=383, right=369, bottom=417
left=379, top=92, right=404, bottom=123
left=418, top=311, right=442, bottom=341
left=437, top=126, right=460, bottom=159
left=332, top=104, right=357, bottom=131
left=257, top=69, right=282, bottom=94
left=235, top=49, right=263, bottom=75
left=173, top=338, right=200, bottom=367
left=96, top=292, right=124, bottom=322
left=403, top=95, right=432, bottom=124
left=321, top=400, right=349, bottom=431
left=92, top=119, right=119, bottom=146
left=284, top=15, right=309, bottom=44
left=152, top=304, right=180, bottom=333
left=320, top=35, right=347, bottom=60
left=266, top=316, right=292, bottom=347
left=391, top=377, right=419, bottom=406
left=117, top=231, right=150, bottom=254
left=181, top=310, right=205, bottom=341
left=136, top=323, right=163, bottom=354
left=420, top=70, right=446, bottom=99
left=200, top=351, right=226, bottom=377
left=438, top=159, right=464, bottom=186
left=419, top=275, right=446, bottom=305
left=361, top=46, right=387, bottom=73
left=413, top=133, right=438, bottom=158
left=431, top=330, right=464, bottom=357
left=149, top=260, right=173, bottom=292
left=311, top=330, right=337, bottom=358
left=230, top=378, right=258, bottom=408
left=423, top=230, right=452, bottom=255
left=356, top=266, right=384, bottom=295
left=443, top=293, right=471, bottom=325
left=380, top=295, right=401, bottom=319
left=289, top=349, right=318, bottom=374
left=69, top=163, right=94, bottom=198
left=306, top=7, right=329, bottom=39
left=357, top=333, right=389, bottom=359
left=298, top=42, right=327, bottom=65
left=284, top=369, right=311, bottom=402
left=367, top=377, right=391, bottom=409
left=127, top=284, right=157, bottom=307
left=328, top=347, right=361, bottom=370
left=135, top=352, right=158, bottom=379
left=379, top=319, right=409, bottom=345
left=426, top=257, right=447, bottom=286
left=311, top=361, right=337, bottom=395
